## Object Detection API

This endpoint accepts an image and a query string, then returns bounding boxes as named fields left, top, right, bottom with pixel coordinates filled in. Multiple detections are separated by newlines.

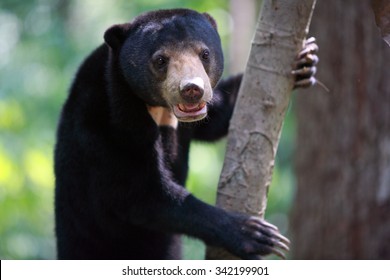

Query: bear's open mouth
left=173, top=102, right=207, bottom=122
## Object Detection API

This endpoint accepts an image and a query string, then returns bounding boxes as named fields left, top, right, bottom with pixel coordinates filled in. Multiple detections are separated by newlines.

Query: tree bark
left=206, top=0, right=317, bottom=259
left=292, top=0, right=390, bottom=259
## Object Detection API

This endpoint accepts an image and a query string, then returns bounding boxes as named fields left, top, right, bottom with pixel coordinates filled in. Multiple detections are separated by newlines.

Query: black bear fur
left=54, top=9, right=292, bottom=260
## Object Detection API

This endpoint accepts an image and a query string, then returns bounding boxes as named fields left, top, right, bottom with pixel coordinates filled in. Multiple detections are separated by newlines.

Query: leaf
left=371, top=0, right=390, bottom=46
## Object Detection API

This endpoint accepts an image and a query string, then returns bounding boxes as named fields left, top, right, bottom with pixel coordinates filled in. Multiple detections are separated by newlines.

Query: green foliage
left=0, top=0, right=294, bottom=260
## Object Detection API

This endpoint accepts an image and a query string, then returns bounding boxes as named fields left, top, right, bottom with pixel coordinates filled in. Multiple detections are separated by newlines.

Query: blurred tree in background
left=292, top=0, right=390, bottom=259
left=0, top=0, right=296, bottom=259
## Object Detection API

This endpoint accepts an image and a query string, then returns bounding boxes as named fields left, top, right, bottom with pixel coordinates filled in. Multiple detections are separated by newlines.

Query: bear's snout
left=180, top=82, right=204, bottom=103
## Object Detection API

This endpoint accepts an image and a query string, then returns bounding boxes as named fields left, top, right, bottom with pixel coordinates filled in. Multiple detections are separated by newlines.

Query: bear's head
left=104, top=9, right=224, bottom=122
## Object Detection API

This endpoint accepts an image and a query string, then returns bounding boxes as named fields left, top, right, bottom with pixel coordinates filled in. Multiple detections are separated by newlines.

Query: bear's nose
left=180, top=83, right=204, bottom=103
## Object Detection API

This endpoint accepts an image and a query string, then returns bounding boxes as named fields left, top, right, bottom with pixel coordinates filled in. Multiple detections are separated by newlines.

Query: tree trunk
left=206, top=0, right=317, bottom=259
left=292, top=0, right=390, bottom=259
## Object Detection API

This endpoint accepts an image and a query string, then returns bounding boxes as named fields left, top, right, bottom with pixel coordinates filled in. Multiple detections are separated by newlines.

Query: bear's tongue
left=178, top=103, right=204, bottom=113
left=173, top=102, right=207, bottom=122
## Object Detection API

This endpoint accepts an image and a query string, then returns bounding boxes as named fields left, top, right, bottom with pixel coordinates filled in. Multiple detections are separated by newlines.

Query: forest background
left=2, top=0, right=388, bottom=260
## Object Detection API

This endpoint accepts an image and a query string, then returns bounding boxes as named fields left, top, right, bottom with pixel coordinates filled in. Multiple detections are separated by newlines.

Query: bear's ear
left=104, top=23, right=131, bottom=50
left=202, top=13, right=218, bottom=30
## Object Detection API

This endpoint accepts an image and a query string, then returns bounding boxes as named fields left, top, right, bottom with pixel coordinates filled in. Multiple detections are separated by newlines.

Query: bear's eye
left=154, top=55, right=168, bottom=69
left=156, top=55, right=167, bottom=67
left=201, top=49, right=210, bottom=61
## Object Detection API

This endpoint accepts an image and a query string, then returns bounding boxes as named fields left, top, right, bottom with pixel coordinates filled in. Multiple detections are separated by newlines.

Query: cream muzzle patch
left=160, top=50, right=213, bottom=122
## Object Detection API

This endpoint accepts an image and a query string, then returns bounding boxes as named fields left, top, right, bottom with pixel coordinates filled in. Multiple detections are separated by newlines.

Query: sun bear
left=54, top=8, right=318, bottom=259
